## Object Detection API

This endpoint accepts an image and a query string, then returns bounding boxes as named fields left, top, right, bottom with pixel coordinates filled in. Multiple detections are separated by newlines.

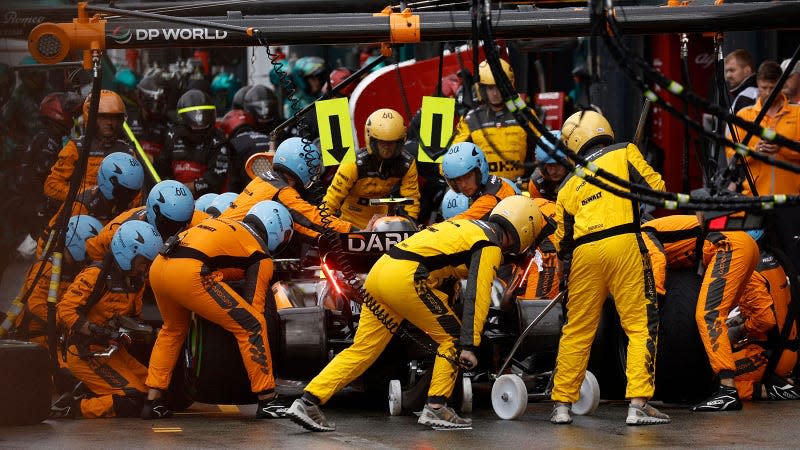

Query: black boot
left=691, top=384, right=742, bottom=412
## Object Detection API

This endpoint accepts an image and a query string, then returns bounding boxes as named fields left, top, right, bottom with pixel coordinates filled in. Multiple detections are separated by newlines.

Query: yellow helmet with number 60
left=364, top=108, right=406, bottom=160
left=478, top=59, right=514, bottom=87
left=488, top=195, right=544, bottom=254
left=560, top=110, right=615, bottom=154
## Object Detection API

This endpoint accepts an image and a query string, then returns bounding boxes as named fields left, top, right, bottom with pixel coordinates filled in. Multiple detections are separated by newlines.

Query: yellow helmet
left=82, top=89, right=126, bottom=124
left=489, top=195, right=545, bottom=254
left=478, top=59, right=514, bottom=87
left=364, top=108, right=406, bottom=159
left=560, top=110, right=615, bottom=154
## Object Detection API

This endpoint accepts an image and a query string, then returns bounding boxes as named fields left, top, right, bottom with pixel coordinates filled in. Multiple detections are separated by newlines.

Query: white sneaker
left=626, top=402, right=671, bottom=425
left=550, top=402, right=572, bottom=424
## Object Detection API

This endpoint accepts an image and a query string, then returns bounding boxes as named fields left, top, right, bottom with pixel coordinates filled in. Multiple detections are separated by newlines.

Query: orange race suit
left=452, top=104, right=540, bottom=180
left=44, top=138, right=134, bottom=202
left=304, top=219, right=503, bottom=405
left=36, top=186, right=139, bottom=259
left=323, top=148, right=421, bottom=229
left=449, top=175, right=517, bottom=221
left=523, top=198, right=560, bottom=299
left=640, top=215, right=764, bottom=381
left=552, top=142, right=665, bottom=404
left=84, top=206, right=208, bottom=262
left=220, top=166, right=354, bottom=240
left=146, top=217, right=276, bottom=397
left=56, top=262, right=149, bottom=418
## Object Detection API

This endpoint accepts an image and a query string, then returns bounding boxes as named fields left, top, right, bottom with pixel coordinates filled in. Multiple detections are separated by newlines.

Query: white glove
left=16, top=235, right=37, bottom=259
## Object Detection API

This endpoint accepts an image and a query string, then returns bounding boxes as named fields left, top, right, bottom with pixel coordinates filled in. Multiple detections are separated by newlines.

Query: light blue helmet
left=146, top=180, right=195, bottom=234
left=440, top=189, right=471, bottom=220
left=501, top=177, right=522, bottom=195
left=97, top=152, right=144, bottom=200
left=244, top=200, right=294, bottom=254
left=442, top=142, right=489, bottom=191
left=535, top=130, right=564, bottom=165
left=206, top=192, right=239, bottom=217
left=195, top=193, right=218, bottom=213
left=273, top=137, right=321, bottom=190
left=110, top=220, right=163, bottom=271
left=65, top=215, right=103, bottom=263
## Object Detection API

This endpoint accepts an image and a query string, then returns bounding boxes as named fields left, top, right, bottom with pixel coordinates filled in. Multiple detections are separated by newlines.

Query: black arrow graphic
left=423, top=113, right=448, bottom=161
left=328, top=115, right=350, bottom=163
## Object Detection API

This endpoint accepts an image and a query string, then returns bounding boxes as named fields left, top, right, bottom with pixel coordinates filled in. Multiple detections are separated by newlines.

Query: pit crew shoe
left=763, top=383, right=800, bottom=400
left=49, top=392, right=78, bottom=419
left=140, top=397, right=173, bottom=420
left=691, top=385, right=742, bottom=412
left=286, top=398, right=335, bottom=432
left=256, top=395, right=290, bottom=419
left=418, top=404, right=472, bottom=429
left=626, top=403, right=671, bottom=425
left=550, top=402, right=572, bottom=424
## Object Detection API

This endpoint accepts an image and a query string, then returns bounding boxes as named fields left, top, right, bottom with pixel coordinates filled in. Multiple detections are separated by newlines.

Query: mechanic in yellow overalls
left=286, top=196, right=545, bottom=432
left=452, top=59, right=540, bottom=180
left=323, top=108, right=420, bottom=229
left=550, top=110, right=669, bottom=426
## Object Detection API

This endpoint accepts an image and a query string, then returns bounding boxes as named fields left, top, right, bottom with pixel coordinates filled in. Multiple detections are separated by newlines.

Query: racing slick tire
left=654, top=269, right=715, bottom=403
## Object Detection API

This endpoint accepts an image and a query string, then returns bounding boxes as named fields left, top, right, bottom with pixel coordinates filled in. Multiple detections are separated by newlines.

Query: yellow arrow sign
left=417, top=96, right=456, bottom=163
left=316, top=98, right=356, bottom=166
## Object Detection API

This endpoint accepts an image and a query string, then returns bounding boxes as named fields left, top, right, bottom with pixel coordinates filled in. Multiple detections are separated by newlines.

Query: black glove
left=87, top=323, right=114, bottom=346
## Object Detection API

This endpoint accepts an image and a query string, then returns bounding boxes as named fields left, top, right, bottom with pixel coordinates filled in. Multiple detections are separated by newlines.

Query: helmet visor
left=370, top=139, right=403, bottom=160
left=245, top=100, right=274, bottom=122
left=179, top=105, right=216, bottom=131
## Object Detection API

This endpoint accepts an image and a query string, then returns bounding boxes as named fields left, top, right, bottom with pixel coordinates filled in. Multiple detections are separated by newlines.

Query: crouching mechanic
left=53, top=220, right=163, bottom=418
left=550, top=110, right=669, bottom=426
left=84, top=180, right=199, bottom=262
left=323, top=108, right=420, bottom=229
left=142, top=201, right=294, bottom=419
left=441, top=142, right=517, bottom=221
left=286, top=195, right=545, bottom=431
left=640, top=215, right=785, bottom=410
left=15, top=215, right=103, bottom=350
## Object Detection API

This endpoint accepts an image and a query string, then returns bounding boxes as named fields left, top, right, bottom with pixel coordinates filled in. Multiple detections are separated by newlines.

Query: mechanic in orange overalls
left=84, top=180, right=201, bottom=262
left=53, top=220, right=162, bottom=419
left=640, top=214, right=765, bottom=411
left=220, top=137, right=354, bottom=239
left=37, top=152, right=144, bottom=258
left=440, top=142, right=517, bottom=221
left=142, top=200, right=294, bottom=420
left=522, top=198, right=560, bottom=299
left=528, top=130, right=568, bottom=202
left=15, top=215, right=103, bottom=350
left=44, top=90, right=135, bottom=202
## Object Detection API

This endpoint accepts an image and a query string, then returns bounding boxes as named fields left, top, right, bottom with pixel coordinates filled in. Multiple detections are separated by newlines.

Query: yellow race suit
left=452, top=104, right=539, bottom=179
left=551, top=142, right=665, bottom=403
left=323, top=148, right=420, bottom=229
left=304, top=219, right=503, bottom=404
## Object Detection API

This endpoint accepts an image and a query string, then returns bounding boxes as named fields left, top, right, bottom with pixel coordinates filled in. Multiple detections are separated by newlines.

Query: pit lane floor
left=2, top=395, right=800, bottom=448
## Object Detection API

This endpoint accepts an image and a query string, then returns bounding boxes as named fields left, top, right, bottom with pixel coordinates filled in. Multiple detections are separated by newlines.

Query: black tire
left=165, top=345, right=194, bottom=412
left=655, top=269, right=715, bottom=403
left=0, top=340, right=51, bottom=425
left=190, top=318, right=257, bottom=405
